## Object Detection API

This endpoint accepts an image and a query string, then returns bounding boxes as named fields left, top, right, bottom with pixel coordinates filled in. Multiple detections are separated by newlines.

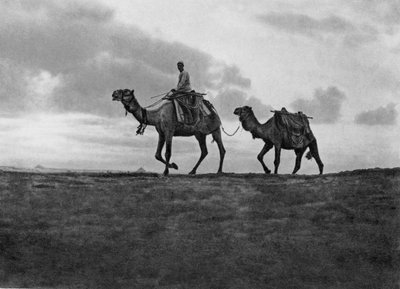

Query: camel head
left=234, top=106, right=253, bottom=121
left=112, top=89, right=136, bottom=104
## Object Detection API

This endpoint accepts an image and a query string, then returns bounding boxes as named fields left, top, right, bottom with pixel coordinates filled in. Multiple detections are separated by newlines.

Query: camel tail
left=305, top=150, right=313, bottom=160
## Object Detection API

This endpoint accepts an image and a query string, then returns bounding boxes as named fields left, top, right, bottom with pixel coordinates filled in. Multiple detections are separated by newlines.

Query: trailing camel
left=234, top=106, right=324, bottom=174
left=112, top=89, right=225, bottom=176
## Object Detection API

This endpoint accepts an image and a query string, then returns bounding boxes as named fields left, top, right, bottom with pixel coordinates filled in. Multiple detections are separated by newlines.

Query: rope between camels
left=221, top=124, right=241, bottom=136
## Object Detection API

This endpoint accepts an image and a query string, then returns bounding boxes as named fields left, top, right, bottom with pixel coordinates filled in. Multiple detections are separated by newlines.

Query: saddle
left=166, top=91, right=212, bottom=125
left=274, top=107, right=315, bottom=148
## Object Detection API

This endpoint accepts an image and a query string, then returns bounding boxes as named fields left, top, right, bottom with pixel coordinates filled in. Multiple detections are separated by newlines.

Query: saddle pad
left=275, top=110, right=315, bottom=148
left=173, top=99, right=212, bottom=124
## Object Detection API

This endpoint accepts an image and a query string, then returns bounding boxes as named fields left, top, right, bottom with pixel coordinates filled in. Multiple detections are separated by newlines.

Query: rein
left=144, top=98, right=165, bottom=109
left=221, top=124, right=241, bottom=136
left=150, top=91, right=169, bottom=99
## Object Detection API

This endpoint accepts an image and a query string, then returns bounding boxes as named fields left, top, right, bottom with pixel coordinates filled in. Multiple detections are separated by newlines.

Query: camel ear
left=131, top=89, right=135, bottom=96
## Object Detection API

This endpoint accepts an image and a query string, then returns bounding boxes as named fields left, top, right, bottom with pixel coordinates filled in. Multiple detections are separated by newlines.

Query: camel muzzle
left=233, top=108, right=241, bottom=115
left=112, top=93, right=121, bottom=101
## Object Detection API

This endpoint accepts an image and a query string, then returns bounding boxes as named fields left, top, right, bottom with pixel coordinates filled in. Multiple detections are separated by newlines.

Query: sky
left=1, top=0, right=400, bottom=174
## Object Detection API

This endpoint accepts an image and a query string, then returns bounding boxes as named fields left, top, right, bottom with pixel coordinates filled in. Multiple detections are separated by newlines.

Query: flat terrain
left=0, top=168, right=399, bottom=289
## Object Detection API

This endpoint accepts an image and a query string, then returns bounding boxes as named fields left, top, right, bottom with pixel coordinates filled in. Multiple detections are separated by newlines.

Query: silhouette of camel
left=234, top=106, right=323, bottom=174
left=113, top=89, right=225, bottom=176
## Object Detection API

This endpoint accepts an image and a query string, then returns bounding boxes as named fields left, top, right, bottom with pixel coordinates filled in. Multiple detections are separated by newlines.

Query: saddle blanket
left=172, top=94, right=211, bottom=124
left=274, top=108, right=315, bottom=148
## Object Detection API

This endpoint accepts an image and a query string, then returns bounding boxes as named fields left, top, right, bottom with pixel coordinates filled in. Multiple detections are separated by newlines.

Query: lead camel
left=112, top=89, right=226, bottom=176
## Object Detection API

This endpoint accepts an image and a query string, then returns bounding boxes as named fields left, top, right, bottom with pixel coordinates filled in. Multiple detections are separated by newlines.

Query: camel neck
left=124, top=100, right=155, bottom=126
left=240, top=113, right=261, bottom=134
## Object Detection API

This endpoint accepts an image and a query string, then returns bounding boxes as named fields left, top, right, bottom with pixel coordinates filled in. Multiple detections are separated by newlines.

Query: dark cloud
left=258, top=13, right=354, bottom=35
left=211, top=88, right=273, bottom=121
left=343, top=24, right=379, bottom=47
left=8, top=0, right=115, bottom=23
left=0, top=1, right=250, bottom=116
left=218, top=65, right=251, bottom=88
left=290, top=86, right=346, bottom=123
left=257, top=12, right=378, bottom=46
left=63, top=3, right=115, bottom=22
left=354, top=103, right=398, bottom=125
left=347, top=0, right=400, bottom=26
left=0, top=60, right=28, bottom=112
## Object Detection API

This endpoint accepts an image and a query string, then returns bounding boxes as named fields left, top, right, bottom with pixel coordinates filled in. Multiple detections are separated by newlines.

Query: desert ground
left=0, top=167, right=399, bottom=289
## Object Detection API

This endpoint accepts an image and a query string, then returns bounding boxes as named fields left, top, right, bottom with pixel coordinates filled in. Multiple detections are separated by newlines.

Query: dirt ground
left=0, top=168, right=399, bottom=289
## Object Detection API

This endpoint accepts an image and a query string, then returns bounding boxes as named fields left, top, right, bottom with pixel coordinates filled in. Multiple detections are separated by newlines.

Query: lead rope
left=221, top=124, right=241, bottom=136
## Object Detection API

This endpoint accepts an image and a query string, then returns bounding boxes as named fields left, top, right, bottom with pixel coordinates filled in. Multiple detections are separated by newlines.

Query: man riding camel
left=167, top=61, right=192, bottom=96
left=167, top=61, right=203, bottom=127
left=174, top=61, right=191, bottom=92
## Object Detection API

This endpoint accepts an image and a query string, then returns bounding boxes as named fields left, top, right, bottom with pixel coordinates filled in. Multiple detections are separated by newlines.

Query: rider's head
left=177, top=61, right=184, bottom=72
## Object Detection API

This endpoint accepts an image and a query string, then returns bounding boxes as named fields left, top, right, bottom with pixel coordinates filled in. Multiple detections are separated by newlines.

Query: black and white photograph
left=0, top=0, right=399, bottom=288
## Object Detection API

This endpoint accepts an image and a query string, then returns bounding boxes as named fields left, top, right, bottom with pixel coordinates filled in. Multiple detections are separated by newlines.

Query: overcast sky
left=1, top=0, right=399, bottom=174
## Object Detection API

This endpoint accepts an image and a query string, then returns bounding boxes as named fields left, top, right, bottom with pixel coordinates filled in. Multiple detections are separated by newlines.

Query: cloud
left=211, top=88, right=273, bottom=121
left=290, top=86, right=346, bottom=123
left=258, top=13, right=354, bottom=35
left=346, top=0, right=400, bottom=26
left=218, top=65, right=251, bottom=88
left=0, top=1, right=251, bottom=116
left=257, top=12, right=378, bottom=46
left=63, top=2, right=115, bottom=22
left=354, top=103, right=398, bottom=125
left=0, top=112, right=222, bottom=172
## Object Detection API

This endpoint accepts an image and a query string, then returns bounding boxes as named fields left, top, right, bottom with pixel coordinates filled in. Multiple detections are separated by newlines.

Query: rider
left=168, top=61, right=192, bottom=97
left=169, top=61, right=201, bottom=126
left=175, top=61, right=191, bottom=92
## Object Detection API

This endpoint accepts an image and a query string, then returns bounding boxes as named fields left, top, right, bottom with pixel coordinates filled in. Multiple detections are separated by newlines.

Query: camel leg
left=309, top=140, right=324, bottom=174
left=258, top=142, right=273, bottom=174
left=292, top=147, right=307, bottom=174
left=163, top=134, right=174, bottom=176
left=155, top=134, right=178, bottom=170
left=212, top=128, right=226, bottom=174
left=189, top=134, right=208, bottom=175
left=274, top=146, right=281, bottom=174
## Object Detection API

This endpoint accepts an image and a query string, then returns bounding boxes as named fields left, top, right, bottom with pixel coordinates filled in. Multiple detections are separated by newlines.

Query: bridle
left=120, top=90, right=136, bottom=106
left=119, top=90, right=148, bottom=135
left=238, top=108, right=253, bottom=123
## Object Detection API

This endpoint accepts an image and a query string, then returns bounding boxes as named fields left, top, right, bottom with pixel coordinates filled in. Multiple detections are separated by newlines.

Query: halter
left=239, top=109, right=253, bottom=123
left=237, top=108, right=259, bottom=138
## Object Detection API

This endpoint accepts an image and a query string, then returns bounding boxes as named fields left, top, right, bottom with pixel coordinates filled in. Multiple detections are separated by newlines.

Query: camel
left=112, top=89, right=225, bottom=176
left=234, top=106, right=324, bottom=174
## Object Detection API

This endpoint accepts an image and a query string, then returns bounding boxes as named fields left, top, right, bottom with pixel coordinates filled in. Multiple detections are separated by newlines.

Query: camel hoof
left=163, top=169, right=169, bottom=176
left=264, top=169, right=271, bottom=174
left=217, top=170, right=223, bottom=175
left=189, top=170, right=196, bottom=175
left=171, top=163, right=179, bottom=170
